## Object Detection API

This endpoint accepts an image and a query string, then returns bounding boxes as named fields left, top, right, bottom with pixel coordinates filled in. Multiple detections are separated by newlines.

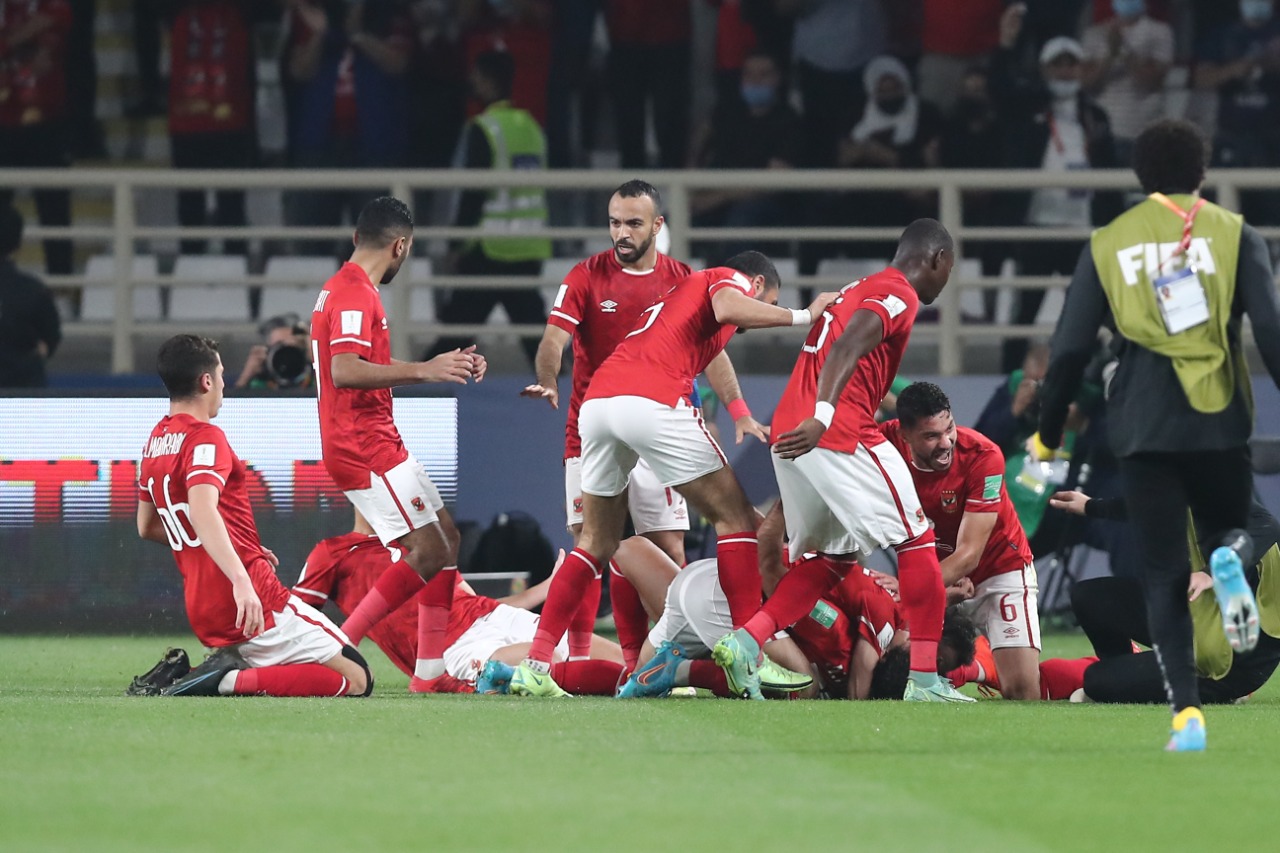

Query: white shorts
left=237, top=596, right=349, bottom=668
left=443, top=604, right=570, bottom=683
left=344, top=454, right=445, bottom=546
left=646, top=559, right=730, bottom=659
left=772, top=442, right=929, bottom=561
left=579, top=396, right=726, bottom=497
left=962, top=564, right=1041, bottom=652
left=565, top=456, right=690, bottom=533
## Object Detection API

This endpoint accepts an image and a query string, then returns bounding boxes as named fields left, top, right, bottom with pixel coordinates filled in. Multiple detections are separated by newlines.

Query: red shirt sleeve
left=853, top=281, right=915, bottom=337
left=184, top=426, right=234, bottom=493
left=293, top=541, right=338, bottom=607
left=963, top=445, right=1006, bottom=513
left=707, top=269, right=754, bottom=298
left=548, top=262, right=591, bottom=331
left=325, top=286, right=377, bottom=358
left=852, top=585, right=898, bottom=655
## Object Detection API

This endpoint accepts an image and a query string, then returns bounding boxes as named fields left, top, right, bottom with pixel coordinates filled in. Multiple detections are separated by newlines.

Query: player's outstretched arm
left=330, top=348, right=476, bottom=389
left=521, top=325, right=571, bottom=409
left=711, top=287, right=838, bottom=330
left=188, top=484, right=265, bottom=639
left=774, top=308, right=885, bottom=459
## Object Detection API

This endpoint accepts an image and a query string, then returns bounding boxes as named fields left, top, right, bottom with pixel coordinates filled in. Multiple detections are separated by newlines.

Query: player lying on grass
left=291, top=511, right=626, bottom=696
left=136, top=335, right=371, bottom=697
left=1049, top=489, right=1280, bottom=704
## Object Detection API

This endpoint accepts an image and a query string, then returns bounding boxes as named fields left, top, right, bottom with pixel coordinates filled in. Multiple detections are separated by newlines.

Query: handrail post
left=111, top=180, right=136, bottom=374
left=666, top=179, right=692, bottom=263
left=390, top=179, right=413, bottom=361
left=938, top=180, right=963, bottom=376
left=1216, top=176, right=1240, bottom=215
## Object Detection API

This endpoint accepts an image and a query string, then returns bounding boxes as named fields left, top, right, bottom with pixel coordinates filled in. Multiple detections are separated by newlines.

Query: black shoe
left=161, top=647, right=248, bottom=697
left=125, top=648, right=192, bottom=696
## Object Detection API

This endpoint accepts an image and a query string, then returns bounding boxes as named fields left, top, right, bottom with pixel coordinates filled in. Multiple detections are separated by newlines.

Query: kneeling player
left=138, top=335, right=371, bottom=697
left=293, top=512, right=625, bottom=696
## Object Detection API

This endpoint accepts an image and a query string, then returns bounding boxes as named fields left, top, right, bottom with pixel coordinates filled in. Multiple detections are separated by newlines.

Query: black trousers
left=1073, top=576, right=1280, bottom=704
left=796, top=60, right=863, bottom=168
left=1113, top=448, right=1255, bottom=709
left=170, top=130, right=256, bottom=256
left=431, top=247, right=544, bottom=366
left=0, top=121, right=72, bottom=275
left=609, top=41, right=690, bottom=169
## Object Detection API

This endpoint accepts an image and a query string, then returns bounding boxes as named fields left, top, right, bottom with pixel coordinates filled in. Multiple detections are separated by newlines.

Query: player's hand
left=1048, top=489, right=1090, bottom=516
left=419, top=349, right=473, bottom=384
left=773, top=418, right=825, bottom=459
left=261, top=548, right=279, bottom=567
left=999, top=2, right=1025, bottom=48
left=868, top=570, right=900, bottom=601
left=520, top=383, right=559, bottom=409
left=805, top=291, right=839, bottom=320
left=734, top=415, right=770, bottom=445
left=946, top=576, right=976, bottom=605
left=233, top=580, right=265, bottom=639
left=460, top=344, right=487, bottom=382
left=1188, top=571, right=1214, bottom=602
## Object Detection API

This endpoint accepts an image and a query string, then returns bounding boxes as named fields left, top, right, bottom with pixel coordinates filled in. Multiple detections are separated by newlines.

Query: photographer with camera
left=235, top=314, right=313, bottom=390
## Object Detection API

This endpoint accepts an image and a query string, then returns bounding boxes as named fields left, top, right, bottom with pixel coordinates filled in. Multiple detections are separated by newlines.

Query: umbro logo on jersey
left=381, top=317, right=389, bottom=330
left=600, top=300, right=619, bottom=313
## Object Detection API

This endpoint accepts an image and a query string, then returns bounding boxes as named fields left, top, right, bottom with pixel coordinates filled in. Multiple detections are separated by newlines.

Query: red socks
left=341, top=558, right=425, bottom=645
left=232, top=664, right=352, bottom=697
left=609, top=561, right=649, bottom=671
left=568, top=574, right=602, bottom=660
left=527, top=548, right=600, bottom=664
left=549, top=659, right=624, bottom=695
left=717, top=531, right=761, bottom=627
left=742, top=555, right=852, bottom=647
left=1038, top=657, right=1097, bottom=700
left=895, top=531, right=944, bottom=673
left=414, top=567, right=457, bottom=680
left=686, top=659, right=733, bottom=698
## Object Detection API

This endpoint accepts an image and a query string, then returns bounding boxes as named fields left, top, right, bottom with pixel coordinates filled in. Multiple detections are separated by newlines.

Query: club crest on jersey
left=941, top=490, right=958, bottom=512
left=600, top=299, right=618, bottom=313
left=411, top=497, right=426, bottom=512
left=915, top=508, right=926, bottom=524
left=573, top=496, right=583, bottom=514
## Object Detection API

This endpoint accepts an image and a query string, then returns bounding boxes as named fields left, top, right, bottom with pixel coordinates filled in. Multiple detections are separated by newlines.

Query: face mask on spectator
left=1047, top=79, right=1081, bottom=99
left=740, top=83, right=778, bottom=110
left=1241, top=0, right=1273, bottom=23
left=877, top=95, right=908, bottom=115
left=1111, top=0, right=1144, bottom=18
left=956, top=96, right=991, bottom=122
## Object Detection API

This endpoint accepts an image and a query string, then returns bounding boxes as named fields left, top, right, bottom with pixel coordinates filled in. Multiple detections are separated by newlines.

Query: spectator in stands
left=607, top=0, right=692, bottom=169
left=1082, top=0, right=1174, bottom=164
left=1195, top=0, right=1280, bottom=224
left=432, top=50, right=550, bottom=366
left=168, top=0, right=259, bottom=257
left=991, top=5, right=1120, bottom=372
left=0, top=0, right=73, bottom=276
left=974, top=341, right=1050, bottom=457
left=0, top=207, right=61, bottom=388
left=64, top=0, right=103, bottom=158
left=688, top=49, right=800, bottom=263
left=706, top=0, right=760, bottom=106
left=284, top=0, right=412, bottom=255
left=125, top=0, right=166, bottom=117
left=778, top=0, right=886, bottom=167
left=917, top=0, right=1003, bottom=114
left=407, top=0, right=467, bottom=171
left=234, top=314, right=314, bottom=390
left=460, top=0, right=551, bottom=126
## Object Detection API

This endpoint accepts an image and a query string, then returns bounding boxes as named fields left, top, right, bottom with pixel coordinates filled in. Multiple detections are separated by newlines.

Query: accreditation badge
left=1153, top=264, right=1209, bottom=335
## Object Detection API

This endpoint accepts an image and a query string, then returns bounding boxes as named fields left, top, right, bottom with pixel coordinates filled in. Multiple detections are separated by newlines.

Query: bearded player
left=311, top=197, right=486, bottom=694
left=718, top=219, right=970, bottom=702
left=509, top=252, right=836, bottom=696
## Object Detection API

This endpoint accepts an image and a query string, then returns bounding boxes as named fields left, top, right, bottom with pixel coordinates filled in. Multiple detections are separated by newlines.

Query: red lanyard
left=1150, top=193, right=1205, bottom=272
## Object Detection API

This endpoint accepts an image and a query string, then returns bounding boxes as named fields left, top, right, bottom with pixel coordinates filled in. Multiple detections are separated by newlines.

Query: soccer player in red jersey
left=292, top=513, right=625, bottom=696
left=310, top=197, right=486, bottom=694
left=880, top=381, right=1042, bottom=699
left=508, top=251, right=836, bottom=696
left=137, top=335, right=371, bottom=697
left=522, top=180, right=766, bottom=667
left=724, top=219, right=967, bottom=702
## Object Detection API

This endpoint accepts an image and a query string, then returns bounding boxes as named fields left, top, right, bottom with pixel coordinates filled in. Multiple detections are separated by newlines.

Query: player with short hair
left=879, top=381, right=1042, bottom=700
left=137, top=334, right=371, bottom=697
left=509, top=251, right=836, bottom=696
left=292, top=513, right=625, bottom=696
left=310, top=196, right=486, bottom=694
left=720, top=219, right=968, bottom=702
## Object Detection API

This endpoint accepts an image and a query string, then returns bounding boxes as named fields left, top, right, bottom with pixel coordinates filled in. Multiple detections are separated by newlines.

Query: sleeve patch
left=340, top=310, right=364, bottom=336
left=192, top=443, right=216, bottom=467
left=866, top=295, right=908, bottom=318
left=982, top=474, right=1003, bottom=501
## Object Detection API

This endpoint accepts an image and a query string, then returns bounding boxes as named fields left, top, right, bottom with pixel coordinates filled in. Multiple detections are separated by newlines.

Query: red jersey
left=879, top=421, right=1033, bottom=586
left=584, top=267, right=752, bottom=407
left=293, top=533, right=500, bottom=677
left=772, top=268, right=919, bottom=453
left=786, top=564, right=904, bottom=689
left=0, top=0, right=73, bottom=127
left=311, top=263, right=408, bottom=490
left=548, top=250, right=692, bottom=458
left=167, top=1, right=255, bottom=135
left=137, top=414, right=289, bottom=648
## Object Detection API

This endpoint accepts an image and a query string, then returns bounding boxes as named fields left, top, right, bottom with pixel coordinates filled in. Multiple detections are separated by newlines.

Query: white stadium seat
left=168, top=256, right=251, bottom=321
left=259, top=256, right=337, bottom=320
left=81, top=255, right=162, bottom=321
left=815, top=258, right=887, bottom=287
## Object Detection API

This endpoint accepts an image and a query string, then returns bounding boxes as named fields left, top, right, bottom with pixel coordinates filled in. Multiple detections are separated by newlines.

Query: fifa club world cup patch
left=411, top=497, right=426, bottom=512
left=808, top=600, right=839, bottom=629
left=983, top=475, right=1003, bottom=501
left=941, top=490, right=958, bottom=512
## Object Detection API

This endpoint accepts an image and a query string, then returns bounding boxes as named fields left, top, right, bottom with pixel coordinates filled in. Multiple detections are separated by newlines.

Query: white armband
left=814, top=401, right=835, bottom=428
left=790, top=308, right=811, bottom=326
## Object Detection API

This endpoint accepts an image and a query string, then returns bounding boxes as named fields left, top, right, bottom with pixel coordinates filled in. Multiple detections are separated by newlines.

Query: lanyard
left=1149, top=193, right=1205, bottom=271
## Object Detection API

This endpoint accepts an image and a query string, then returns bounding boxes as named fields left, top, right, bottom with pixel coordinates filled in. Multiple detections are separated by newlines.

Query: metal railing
left=4, top=167, right=1276, bottom=374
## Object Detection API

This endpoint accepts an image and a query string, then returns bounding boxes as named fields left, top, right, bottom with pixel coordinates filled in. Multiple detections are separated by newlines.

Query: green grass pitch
left=2, top=632, right=1277, bottom=852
